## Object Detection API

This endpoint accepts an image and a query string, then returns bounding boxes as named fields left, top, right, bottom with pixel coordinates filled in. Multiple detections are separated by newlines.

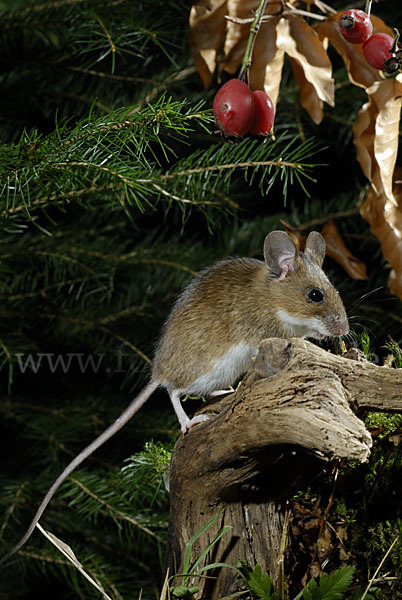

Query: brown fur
left=152, top=248, right=348, bottom=390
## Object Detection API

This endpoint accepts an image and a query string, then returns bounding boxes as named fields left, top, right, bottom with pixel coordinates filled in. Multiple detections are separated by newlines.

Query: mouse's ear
left=264, top=231, right=297, bottom=280
left=304, top=231, right=326, bottom=267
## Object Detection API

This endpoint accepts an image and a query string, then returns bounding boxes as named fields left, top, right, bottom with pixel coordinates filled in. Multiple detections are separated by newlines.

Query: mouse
left=0, top=230, right=349, bottom=564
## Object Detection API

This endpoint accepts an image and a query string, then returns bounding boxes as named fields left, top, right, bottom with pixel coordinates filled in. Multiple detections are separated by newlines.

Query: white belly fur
left=183, top=342, right=258, bottom=396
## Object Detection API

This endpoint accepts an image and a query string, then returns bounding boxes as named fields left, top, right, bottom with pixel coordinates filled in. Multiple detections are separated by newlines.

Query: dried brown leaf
left=353, top=88, right=378, bottom=190
left=360, top=172, right=402, bottom=299
left=389, top=432, right=402, bottom=445
left=339, top=547, right=350, bottom=561
left=285, top=16, right=334, bottom=106
left=317, top=524, right=332, bottom=553
left=219, top=0, right=257, bottom=75
left=249, top=16, right=283, bottom=107
left=290, top=58, right=324, bottom=125
left=354, top=75, right=402, bottom=205
left=189, top=1, right=334, bottom=117
left=189, top=0, right=228, bottom=88
left=373, top=78, right=402, bottom=205
left=310, top=562, right=322, bottom=578
left=304, top=518, right=321, bottom=530
left=336, top=525, right=348, bottom=542
left=253, top=16, right=334, bottom=113
left=315, top=13, right=393, bottom=89
left=322, top=221, right=368, bottom=280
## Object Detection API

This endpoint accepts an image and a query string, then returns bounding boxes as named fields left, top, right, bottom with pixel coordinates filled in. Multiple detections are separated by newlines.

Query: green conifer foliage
left=0, top=0, right=401, bottom=598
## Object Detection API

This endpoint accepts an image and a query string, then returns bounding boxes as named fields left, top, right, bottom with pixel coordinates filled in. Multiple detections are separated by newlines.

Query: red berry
left=213, top=79, right=255, bottom=137
left=363, top=33, right=395, bottom=70
left=248, top=90, right=275, bottom=136
left=338, top=9, right=373, bottom=44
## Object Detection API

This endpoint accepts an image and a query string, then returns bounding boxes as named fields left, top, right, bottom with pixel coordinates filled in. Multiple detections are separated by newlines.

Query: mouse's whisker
left=348, top=286, right=384, bottom=312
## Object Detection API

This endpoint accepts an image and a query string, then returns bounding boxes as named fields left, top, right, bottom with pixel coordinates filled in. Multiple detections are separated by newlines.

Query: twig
left=0, top=336, right=12, bottom=362
left=69, top=476, right=165, bottom=542
left=93, top=12, right=116, bottom=58
left=137, top=66, right=197, bottom=110
left=148, top=158, right=304, bottom=181
left=277, top=504, right=290, bottom=600
left=226, top=9, right=327, bottom=24
left=362, top=304, right=402, bottom=325
left=360, top=535, right=399, bottom=600
left=68, top=64, right=165, bottom=85
left=2, top=0, right=86, bottom=22
left=238, top=0, right=270, bottom=84
left=0, top=184, right=115, bottom=216
left=291, top=207, right=360, bottom=231
left=0, top=482, right=28, bottom=540
left=42, top=312, right=153, bottom=364
left=225, top=0, right=333, bottom=25
left=310, top=468, right=339, bottom=567
left=284, top=2, right=326, bottom=20
left=313, top=0, right=336, bottom=15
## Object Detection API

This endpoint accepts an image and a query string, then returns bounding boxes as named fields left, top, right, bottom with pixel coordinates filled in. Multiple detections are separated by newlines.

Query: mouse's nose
left=326, top=314, right=349, bottom=336
left=335, top=319, right=349, bottom=336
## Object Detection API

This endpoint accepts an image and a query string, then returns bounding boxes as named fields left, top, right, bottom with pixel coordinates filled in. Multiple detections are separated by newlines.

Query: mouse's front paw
left=182, top=413, right=210, bottom=434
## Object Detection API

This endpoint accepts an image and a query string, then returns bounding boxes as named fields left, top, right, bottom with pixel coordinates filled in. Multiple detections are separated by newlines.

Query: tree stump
left=167, top=338, right=402, bottom=599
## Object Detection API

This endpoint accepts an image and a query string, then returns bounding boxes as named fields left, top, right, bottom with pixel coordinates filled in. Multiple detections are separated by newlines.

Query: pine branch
left=2, top=0, right=400, bottom=597
left=0, top=438, right=171, bottom=597
left=0, top=0, right=190, bottom=138
left=0, top=215, right=220, bottom=393
left=152, top=131, right=320, bottom=199
left=0, top=99, right=319, bottom=231
left=0, top=0, right=183, bottom=66
left=0, top=98, right=211, bottom=226
left=68, top=475, right=166, bottom=542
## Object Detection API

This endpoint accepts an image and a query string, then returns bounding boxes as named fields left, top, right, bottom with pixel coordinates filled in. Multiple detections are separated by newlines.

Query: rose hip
left=213, top=79, right=255, bottom=137
left=339, top=9, right=373, bottom=44
left=248, top=90, right=275, bottom=136
left=363, top=33, right=395, bottom=70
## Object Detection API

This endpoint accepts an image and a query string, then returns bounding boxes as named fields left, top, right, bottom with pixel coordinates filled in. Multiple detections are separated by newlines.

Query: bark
left=167, top=338, right=402, bottom=599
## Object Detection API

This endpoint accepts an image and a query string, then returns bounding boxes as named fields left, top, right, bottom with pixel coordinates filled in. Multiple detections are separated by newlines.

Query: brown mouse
left=0, top=230, right=349, bottom=564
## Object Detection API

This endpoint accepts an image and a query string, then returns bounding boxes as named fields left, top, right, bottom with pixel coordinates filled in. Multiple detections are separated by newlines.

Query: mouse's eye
left=307, top=288, right=325, bottom=303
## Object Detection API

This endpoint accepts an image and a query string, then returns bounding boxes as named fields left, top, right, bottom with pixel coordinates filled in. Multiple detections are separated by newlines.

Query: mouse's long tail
left=0, top=380, right=159, bottom=566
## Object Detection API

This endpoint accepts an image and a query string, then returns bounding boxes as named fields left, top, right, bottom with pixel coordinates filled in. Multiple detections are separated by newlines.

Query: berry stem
left=365, top=0, right=372, bottom=17
left=238, top=0, right=269, bottom=85
left=390, top=28, right=400, bottom=54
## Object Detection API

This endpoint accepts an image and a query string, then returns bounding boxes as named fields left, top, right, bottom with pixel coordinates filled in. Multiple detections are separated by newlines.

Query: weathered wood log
left=167, top=338, right=402, bottom=599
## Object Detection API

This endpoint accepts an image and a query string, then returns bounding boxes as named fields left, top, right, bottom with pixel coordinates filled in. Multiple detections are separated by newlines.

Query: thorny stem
left=238, top=0, right=269, bottom=84
left=237, top=0, right=333, bottom=84
left=365, top=0, right=372, bottom=17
